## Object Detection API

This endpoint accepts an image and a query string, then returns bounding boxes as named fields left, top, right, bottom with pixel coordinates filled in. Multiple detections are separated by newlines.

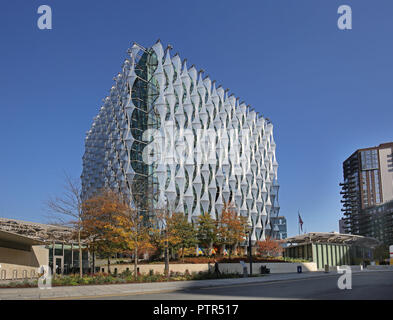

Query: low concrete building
left=0, top=230, right=48, bottom=280
left=284, top=232, right=380, bottom=270
left=0, top=218, right=89, bottom=278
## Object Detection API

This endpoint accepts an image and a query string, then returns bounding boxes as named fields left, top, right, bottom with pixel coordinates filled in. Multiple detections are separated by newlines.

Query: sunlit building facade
left=81, top=40, right=280, bottom=242
left=340, top=142, right=393, bottom=243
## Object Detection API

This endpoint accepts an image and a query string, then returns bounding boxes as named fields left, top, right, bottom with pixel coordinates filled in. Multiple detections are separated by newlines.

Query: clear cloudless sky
left=0, top=0, right=392, bottom=237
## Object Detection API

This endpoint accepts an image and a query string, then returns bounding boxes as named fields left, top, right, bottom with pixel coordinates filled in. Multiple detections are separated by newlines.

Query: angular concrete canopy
left=285, top=232, right=380, bottom=248
left=0, top=230, right=44, bottom=251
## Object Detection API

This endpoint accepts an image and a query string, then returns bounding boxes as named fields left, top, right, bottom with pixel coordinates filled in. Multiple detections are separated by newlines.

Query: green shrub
left=0, top=267, right=262, bottom=288
left=79, top=277, right=90, bottom=285
left=283, top=257, right=309, bottom=263
left=7, top=282, right=19, bottom=288
left=120, top=269, right=133, bottom=278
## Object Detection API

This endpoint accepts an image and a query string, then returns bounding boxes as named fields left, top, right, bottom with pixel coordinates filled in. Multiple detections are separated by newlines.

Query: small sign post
left=240, top=261, right=247, bottom=277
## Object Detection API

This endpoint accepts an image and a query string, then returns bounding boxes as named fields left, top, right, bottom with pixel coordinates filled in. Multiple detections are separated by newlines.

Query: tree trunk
left=182, top=246, right=185, bottom=263
left=92, top=251, right=95, bottom=274
left=164, top=238, right=169, bottom=278
left=107, top=257, right=111, bottom=274
left=78, top=229, right=83, bottom=278
left=234, top=242, right=238, bottom=256
left=134, top=246, right=138, bottom=280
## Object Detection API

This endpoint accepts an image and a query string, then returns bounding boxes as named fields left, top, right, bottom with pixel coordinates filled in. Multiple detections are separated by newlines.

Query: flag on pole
left=298, top=212, right=304, bottom=232
left=223, top=248, right=228, bottom=256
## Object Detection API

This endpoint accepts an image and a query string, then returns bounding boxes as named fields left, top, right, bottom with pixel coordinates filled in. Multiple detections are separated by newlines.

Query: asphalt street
left=89, top=271, right=393, bottom=300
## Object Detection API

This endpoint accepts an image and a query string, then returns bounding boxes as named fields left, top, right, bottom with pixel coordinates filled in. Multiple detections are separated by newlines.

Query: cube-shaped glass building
left=81, top=40, right=280, bottom=241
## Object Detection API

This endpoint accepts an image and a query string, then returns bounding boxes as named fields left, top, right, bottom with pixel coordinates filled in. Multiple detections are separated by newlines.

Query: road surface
left=87, top=270, right=393, bottom=300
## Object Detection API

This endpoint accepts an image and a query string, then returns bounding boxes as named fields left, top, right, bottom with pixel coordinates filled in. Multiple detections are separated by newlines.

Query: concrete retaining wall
left=99, top=261, right=318, bottom=275
left=366, top=265, right=393, bottom=271
left=219, top=262, right=318, bottom=274
left=0, top=263, right=39, bottom=280
left=99, top=263, right=213, bottom=274
left=328, top=265, right=369, bottom=272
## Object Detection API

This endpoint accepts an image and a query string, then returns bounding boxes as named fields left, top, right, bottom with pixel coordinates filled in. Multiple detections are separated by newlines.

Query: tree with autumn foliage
left=166, top=213, right=198, bottom=262
left=256, top=236, right=284, bottom=258
left=108, top=204, right=153, bottom=280
left=149, top=207, right=172, bottom=276
left=81, top=189, right=127, bottom=273
left=196, top=212, right=218, bottom=253
left=217, top=202, right=247, bottom=258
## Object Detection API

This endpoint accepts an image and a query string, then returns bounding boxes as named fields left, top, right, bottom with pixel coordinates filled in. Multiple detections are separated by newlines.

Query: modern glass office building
left=81, top=40, right=280, bottom=242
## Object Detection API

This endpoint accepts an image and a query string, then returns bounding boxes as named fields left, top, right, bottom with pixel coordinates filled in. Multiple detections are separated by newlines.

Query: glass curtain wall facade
left=270, top=216, right=287, bottom=240
left=81, top=40, right=280, bottom=242
left=361, top=199, right=393, bottom=245
left=47, top=242, right=89, bottom=275
left=340, top=142, right=393, bottom=243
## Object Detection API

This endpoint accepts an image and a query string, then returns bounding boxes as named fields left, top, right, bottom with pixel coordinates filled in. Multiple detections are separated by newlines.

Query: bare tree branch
left=44, top=172, right=84, bottom=277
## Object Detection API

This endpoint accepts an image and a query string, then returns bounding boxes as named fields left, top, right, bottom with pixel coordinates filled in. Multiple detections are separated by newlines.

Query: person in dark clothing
left=214, top=260, right=221, bottom=277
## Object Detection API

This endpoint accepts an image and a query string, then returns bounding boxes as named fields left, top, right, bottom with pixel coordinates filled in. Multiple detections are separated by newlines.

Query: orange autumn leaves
left=256, top=236, right=284, bottom=257
left=81, top=190, right=152, bottom=257
left=216, top=203, right=248, bottom=257
left=81, top=189, right=282, bottom=262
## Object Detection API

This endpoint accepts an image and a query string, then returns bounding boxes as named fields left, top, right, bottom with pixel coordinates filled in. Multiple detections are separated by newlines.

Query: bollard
left=240, top=261, right=248, bottom=277
left=242, top=266, right=247, bottom=277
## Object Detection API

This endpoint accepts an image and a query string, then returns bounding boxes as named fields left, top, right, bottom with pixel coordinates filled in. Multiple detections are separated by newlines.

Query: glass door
left=54, top=257, right=63, bottom=275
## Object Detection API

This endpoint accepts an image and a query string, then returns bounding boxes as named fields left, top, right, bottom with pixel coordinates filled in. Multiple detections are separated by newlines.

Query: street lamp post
left=248, top=231, right=252, bottom=276
left=164, top=196, right=169, bottom=279
left=246, top=218, right=253, bottom=276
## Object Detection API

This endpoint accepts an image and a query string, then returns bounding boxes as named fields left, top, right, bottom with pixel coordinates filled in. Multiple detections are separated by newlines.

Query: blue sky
left=0, top=0, right=392, bottom=237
